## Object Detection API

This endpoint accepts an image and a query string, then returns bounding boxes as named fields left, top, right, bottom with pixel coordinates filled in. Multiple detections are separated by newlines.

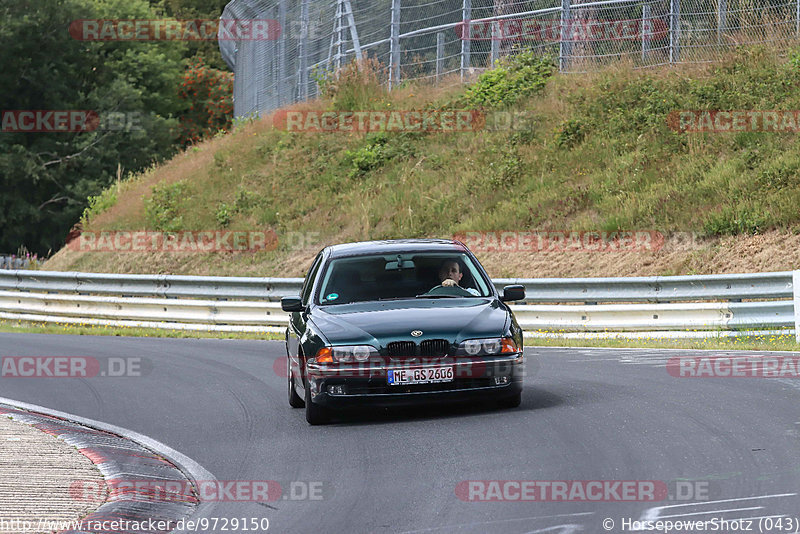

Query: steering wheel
left=422, top=284, right=474, bottom=297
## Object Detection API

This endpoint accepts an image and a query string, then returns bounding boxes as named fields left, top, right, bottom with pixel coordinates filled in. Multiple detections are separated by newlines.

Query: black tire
left=305, top=383, right=330, bottom=425
left=288, top=357, right=305, bottom=408
left=498, top=391, right=522, bottom=409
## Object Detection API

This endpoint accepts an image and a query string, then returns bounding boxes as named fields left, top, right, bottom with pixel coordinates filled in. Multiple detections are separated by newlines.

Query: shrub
left=144, top=181, right=191, bottom=231
left=463, top=51, right=555, bottom=108
left=178, top=57, right=234, bottom=145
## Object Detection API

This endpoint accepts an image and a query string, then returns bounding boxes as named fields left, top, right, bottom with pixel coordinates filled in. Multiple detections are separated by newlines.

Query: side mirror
left=281, top=296, right=304, bottom=312
left=500, top=285, right=525, bottom=302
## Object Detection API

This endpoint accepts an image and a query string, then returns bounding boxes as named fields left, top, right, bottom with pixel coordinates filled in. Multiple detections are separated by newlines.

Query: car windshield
left=316, top=252, right=492, bottom=305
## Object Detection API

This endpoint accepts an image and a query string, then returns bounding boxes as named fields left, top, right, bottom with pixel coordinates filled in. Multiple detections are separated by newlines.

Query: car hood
left=309, top=298, right=509, bottom=347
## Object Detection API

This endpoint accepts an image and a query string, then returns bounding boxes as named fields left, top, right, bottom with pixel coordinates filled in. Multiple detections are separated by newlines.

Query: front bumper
left=306, top=353, right=524, bottom=408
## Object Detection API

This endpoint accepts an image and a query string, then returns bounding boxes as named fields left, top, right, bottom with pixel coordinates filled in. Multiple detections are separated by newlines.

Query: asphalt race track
left=1, top=332, right=799, bottom=534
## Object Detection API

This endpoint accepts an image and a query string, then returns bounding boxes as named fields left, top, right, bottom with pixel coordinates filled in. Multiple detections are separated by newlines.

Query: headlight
left=320, top=345, right=379, bottom=363
left=463, top=339, right=481, bottom=355
left=456, top=337, right=519, bottom=356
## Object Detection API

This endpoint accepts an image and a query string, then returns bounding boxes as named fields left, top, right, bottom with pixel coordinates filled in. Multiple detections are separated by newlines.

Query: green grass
left=0, top=319, right=282, bottom=340
left=48, top=44, right=800, bottom=280
left=527, top=333, right=800, bottom=352
left=1, top=317, right=795, bottom=350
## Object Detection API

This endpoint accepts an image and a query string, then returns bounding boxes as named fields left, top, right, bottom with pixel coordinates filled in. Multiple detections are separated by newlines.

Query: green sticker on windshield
left=327, top=293, right=339, bottom=301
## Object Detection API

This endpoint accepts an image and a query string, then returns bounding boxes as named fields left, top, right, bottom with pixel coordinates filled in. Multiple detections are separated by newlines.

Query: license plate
left=388, top=366, right=454, bottom=385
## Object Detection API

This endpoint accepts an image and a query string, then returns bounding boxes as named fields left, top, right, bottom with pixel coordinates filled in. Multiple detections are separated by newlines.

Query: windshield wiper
left=415, top=294, right=461, bottom=298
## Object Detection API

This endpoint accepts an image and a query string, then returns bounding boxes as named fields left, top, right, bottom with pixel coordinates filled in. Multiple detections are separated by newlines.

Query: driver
left=438, top=260, right=479, bottom=296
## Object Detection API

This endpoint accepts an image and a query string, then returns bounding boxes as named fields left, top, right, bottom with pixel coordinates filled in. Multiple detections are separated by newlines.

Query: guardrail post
left=436, top=32, right=445, bottom=81
left=794, top=271, right=800, bottom=342
left=461, top=0, right=471, bottom=81
left=670, top=0, right=680, bottom=63
left=389, top=0, right=401, bottom=88
left=559, top=0, right=571, bottom=72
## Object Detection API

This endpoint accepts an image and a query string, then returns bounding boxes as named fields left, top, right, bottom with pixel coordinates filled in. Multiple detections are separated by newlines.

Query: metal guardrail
left=494, top=271, right=795, bottom=303
left=0, top=270, right=798, bottom=339
left=0, top=271, right=304, bottom=300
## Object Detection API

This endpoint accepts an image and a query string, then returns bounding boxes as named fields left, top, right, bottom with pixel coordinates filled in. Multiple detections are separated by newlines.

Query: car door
left=287, top=252, right=324, bottom=381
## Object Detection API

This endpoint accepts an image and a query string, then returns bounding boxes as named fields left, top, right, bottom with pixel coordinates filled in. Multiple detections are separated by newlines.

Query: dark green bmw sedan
left=281, top=239, right=527, bottom=425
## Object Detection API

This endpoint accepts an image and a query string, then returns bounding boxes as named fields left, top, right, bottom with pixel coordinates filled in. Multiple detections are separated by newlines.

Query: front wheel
left=498, top=391, right=522, bottom=409
left=288, top=356, right=304, bottom=408
left=305, top=383, right=330, bottom=425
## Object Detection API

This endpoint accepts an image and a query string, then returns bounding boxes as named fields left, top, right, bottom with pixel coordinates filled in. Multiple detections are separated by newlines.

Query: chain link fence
left=220, top=0, right=800, bottom=118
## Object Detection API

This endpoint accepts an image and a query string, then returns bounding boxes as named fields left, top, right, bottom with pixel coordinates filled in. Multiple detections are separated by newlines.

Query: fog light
left=327, top=385, right=346, bottom=395
left=494, top=376, right=509, bottom=385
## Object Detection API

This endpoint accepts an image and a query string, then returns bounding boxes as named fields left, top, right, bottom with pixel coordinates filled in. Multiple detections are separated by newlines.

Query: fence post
left=670, top=0, right=680, bottom=63
left=490, top=19, right=500, bottom=67
left=337, top=0, right=346, bottom=70
left=461, top=0, right=471, bottom=81
left=797, top=0, right=799, bottom=35
left=794, top=271, right=800, bottom=342
left=342, top=0, right=363, bottom=60
left=642, top=3, right=651, bottom=62
left=389, top=0, right=401, bottom=88
left=559, top=0, right=571, bottom=72
left=298, top=0, right=310, bottom=100
left=717, top=0, right=727, bottom=43
left=436, top=32, right=445, bottom=81
left=277, top=0, right=286, bottom=105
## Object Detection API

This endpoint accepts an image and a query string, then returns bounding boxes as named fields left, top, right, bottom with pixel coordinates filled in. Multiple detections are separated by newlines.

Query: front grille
left=387, top=341, right=417, bottom=358
left=420, top=339, right=450, bottom=357
left=347, top=378, right=496, bottom=395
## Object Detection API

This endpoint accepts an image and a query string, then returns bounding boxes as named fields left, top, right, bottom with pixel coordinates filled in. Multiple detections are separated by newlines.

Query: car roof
left=325, top=239, right=468, bottom=258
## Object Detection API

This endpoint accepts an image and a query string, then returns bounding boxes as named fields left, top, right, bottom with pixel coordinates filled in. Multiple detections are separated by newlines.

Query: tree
left=0, top=0, right=186, bottom=255
left=154, top=0, right=231, bottom=70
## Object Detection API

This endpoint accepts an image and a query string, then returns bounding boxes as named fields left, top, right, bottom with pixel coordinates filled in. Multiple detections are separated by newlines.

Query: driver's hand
left=441, top=279, right=457, bottom=287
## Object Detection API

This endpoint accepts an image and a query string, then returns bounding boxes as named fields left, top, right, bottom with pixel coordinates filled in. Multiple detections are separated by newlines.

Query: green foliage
left=178, top=56, right=234, bottom=145
left=555, top=119, right=586, bottom=149
left=489, top=150, right=523, bottom=188
left=463, top=52, right=555, bottom=108
left=317, top=58, right=389, bottom=111
left=343, top=132, right=417, bottom=178
left=215, top=203, right=232, bottom=227
left=703, top=206, right=770, bottom=236
left=157, top=0, right=231, bottom=70
left=144, top=181, right=191, bottom=231
left=234, top=188, right=259, bottom=213
left=0, top=0, right=186, bottom=255
left=81, top=188, right=118, bottom=225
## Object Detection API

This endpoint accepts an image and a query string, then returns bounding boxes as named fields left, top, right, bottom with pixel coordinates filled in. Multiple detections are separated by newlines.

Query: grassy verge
left=0, top=319, right=283, bottom=340
left=0, top=317, right=795, bottom=351
left=527, top=333, right=800, bottom=352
